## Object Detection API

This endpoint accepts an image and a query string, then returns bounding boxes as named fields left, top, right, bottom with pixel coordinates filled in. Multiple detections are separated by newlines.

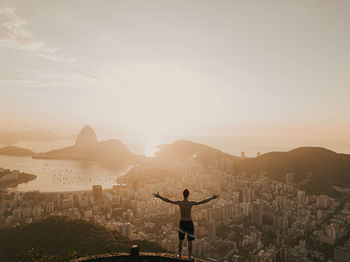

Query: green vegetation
left=17, top=248, right=70, bottom=262
left=0, top=216, right=166, bottom=262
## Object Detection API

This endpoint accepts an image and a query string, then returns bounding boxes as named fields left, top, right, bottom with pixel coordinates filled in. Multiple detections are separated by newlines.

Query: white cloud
left=0, top=7, right=74, bottom=63
left=0, top=72, right=100, bottom=87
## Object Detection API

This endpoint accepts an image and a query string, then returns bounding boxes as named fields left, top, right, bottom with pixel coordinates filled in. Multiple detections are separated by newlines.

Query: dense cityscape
left=1, top=154, right=350, bottom=262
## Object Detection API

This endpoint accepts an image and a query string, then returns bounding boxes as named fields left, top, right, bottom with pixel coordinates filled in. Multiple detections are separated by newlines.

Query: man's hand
left=212, top=194, right=219, bottom=199
left=153, top=192, right=160, bottom=198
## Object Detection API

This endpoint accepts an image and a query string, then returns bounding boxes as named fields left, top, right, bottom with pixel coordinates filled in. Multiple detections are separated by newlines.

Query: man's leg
left=178, top=239, right=183, bottom=258
left=187, top=221, right=195, bottom=259
left=188, top=240, right=193, bottom=259
left=178, top=221, right=185, bottom=258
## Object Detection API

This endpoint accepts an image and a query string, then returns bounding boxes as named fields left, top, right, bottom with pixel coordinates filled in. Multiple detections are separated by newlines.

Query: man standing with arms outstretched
left=154, top=189, right=218, bottom=260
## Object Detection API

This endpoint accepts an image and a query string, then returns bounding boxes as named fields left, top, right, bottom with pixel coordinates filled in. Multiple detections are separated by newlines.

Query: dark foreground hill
left=33, top=126, right=133, bottom=167
left=235, top=147, right=350, bottom=196
left=0, top=216, right=165, bottom=261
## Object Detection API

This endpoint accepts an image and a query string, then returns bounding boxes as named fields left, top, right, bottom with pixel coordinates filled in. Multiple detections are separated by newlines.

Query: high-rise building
left=220, top=159, right=225, bottom=171
left=297, top=190, right=306, bottom=205
left=194, top=241, right=208, bottom=258
left=334, top=246, right=350, bottom=262
left=251, top=202, right=263, bottom=226
left=243, top=202, right=251, bottom=216
left=225, top=158, right=234, bottom=174
left=241, top=152, right=245, bottom=159
left=285, top=173, right=294, bottom=184
left=279, top=246, right=288, bottom=262
left=92, top=185, right=102, bottom=201
left=326, top=224, right=336, bottom=240
left=215, top=159, right=220, bottom=169
left=274, top=215, right=288, bottom=232
left=208, top=219, right=217, bottom=240
left=317, top=195, right=330, bottom=209
left=211, top=151, right=218, bottom=167
left=185, top=159, right=195, bottom=177
left=242, top=188, right=254, bottom=203
left=118, top=222, right=132, bottom=239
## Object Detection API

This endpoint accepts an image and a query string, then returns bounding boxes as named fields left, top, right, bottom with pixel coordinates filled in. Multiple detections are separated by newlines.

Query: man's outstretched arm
left=191, top=194, right=219, bottom=206
left=153, top=192, right=179, bottom=205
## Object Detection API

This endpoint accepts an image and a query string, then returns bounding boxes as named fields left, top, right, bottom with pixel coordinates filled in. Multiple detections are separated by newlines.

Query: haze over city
left=1, top=0, right=350, bottom=156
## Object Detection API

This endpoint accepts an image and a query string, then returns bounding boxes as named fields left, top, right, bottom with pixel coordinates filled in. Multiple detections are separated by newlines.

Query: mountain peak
left=75, top=125, right=98, bottom=147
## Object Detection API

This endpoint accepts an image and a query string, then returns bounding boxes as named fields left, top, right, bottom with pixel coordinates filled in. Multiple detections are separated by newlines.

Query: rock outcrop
left=33, top=126, right=133, bottom=167
left=75, top=125, right=98, bottom=147
left=71, top=245, right=209, bottom=262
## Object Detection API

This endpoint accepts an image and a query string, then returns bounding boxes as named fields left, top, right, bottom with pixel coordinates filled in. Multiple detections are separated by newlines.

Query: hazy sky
left=0, top=0, right=349, bottom=155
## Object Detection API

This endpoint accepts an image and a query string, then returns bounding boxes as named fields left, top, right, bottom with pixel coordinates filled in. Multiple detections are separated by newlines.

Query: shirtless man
left=154, top=189, right=218, bottom=259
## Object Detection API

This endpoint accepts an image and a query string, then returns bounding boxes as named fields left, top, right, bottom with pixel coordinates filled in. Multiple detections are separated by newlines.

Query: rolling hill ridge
left=235, top=147, right=350, bottom=195
left=156, top=141, right=350, bottom=196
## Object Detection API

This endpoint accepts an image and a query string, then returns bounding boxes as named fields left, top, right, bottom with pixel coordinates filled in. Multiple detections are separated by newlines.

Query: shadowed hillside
left=156, top=141, right=350, bottom=196
left=0, top=216, right=165, bottom=261
left=118, top=166, right=183, bottom=186
left=235, top=147, right=350, bottom=195
left=155, top=140, right=240, bottom=166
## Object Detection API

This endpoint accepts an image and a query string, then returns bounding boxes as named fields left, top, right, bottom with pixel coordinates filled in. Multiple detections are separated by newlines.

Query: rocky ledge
left=70, top=246, right=208, bottom=262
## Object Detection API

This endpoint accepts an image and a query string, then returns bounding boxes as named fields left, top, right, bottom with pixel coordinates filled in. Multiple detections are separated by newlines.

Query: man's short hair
left=183, top=188, right=189, bottom=198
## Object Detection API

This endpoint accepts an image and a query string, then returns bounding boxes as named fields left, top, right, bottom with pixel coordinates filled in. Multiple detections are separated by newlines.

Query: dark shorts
left=179, top=220, right=195, bottom=241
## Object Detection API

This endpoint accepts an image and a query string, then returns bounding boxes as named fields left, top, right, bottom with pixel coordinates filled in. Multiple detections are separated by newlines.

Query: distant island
left=33, top=126, right=134, bottom=167
left=0, top=167, right=36, bottom=188
left=0, top=146, right=34, bottom=156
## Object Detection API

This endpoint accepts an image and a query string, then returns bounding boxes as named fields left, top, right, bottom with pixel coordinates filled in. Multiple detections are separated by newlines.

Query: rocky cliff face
left=33, top=126, right=133, bottom=167
left=71, top=251, right=208, bottom=262
left=75, top=125, right=98, bottom=147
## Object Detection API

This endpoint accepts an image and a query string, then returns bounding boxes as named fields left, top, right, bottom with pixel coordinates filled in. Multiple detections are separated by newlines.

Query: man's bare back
left=177, top=198, right=217, bottom=220
left=154, top=189, right=218, bottom=259
left=178, top=199, right=193, bottom=221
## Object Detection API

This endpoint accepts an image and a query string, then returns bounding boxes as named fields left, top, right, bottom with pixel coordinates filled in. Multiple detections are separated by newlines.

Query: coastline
left=0, top=172, right=37, bottom=189
left=0, top=156, right=134, bottom=194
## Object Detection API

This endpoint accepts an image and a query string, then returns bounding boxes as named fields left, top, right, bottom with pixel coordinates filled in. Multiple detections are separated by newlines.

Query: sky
left=0, top=0, right=349, bottom=155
